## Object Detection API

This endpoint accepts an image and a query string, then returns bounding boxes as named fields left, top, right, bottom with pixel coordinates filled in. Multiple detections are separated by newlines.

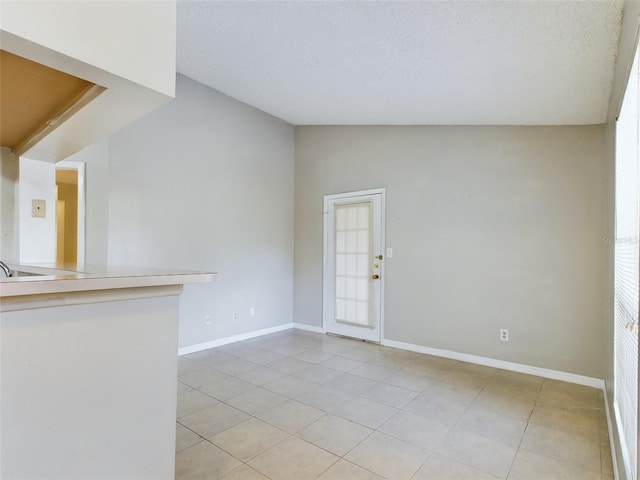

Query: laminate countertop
left=0, top=263, right=214, bottom=298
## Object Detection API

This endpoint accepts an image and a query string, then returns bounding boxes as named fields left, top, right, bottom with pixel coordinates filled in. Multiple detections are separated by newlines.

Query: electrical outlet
left=500, top=329, right=509, bottom=342
left=205, top=315, right=212, bottom=325
left=233, top=312, right=239, bottom=320
left=250, top=307, right=256, bottom=317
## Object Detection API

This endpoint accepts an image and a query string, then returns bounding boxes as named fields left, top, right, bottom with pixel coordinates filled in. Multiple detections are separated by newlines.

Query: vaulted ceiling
left=177, top=1, right=624, bottom=126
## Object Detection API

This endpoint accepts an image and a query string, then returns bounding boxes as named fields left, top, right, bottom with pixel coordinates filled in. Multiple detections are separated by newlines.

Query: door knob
left=371, top=274, right=380, bottom=280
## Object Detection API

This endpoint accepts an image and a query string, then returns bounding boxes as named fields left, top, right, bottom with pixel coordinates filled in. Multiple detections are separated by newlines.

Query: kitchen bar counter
left=1, top=263, right=213, bottom=479
left=0, top=263, right=214, bottom=299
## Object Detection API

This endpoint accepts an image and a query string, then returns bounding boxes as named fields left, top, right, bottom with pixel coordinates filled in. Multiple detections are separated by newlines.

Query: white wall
left=0, top=147, right=19, bottom=262
left=295, top=125, right=608, bottom=378
left=0, top=1, right=176, bottom=163
left=108, top=75, right=295, bottom=348
left=18, top=158, right=56, bottom=264
left=0, top=0, right=175, bottom=96
left=1, top=291, right=180, bottom=479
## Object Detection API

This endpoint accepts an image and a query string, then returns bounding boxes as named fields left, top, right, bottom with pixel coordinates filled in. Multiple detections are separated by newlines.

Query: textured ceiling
left=177, top=1, right=624, bottom=126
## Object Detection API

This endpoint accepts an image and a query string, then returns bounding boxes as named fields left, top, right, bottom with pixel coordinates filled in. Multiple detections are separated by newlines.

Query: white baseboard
left=179, top=322, right=325, bottom=355
left=382, top=338, right=604, bottom=389
left=178, top=323, right=293, bottom=356
left=292, top=322, right=325, bottom=334
left=602, top=385, right=620, bottom=480
left=179, top=324, right=604, bottom=390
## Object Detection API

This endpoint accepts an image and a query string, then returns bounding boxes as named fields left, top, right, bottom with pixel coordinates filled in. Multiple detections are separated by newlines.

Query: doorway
left=55, top=161, right=85, bottom=266
left=323, top=188, right=385, bottom=343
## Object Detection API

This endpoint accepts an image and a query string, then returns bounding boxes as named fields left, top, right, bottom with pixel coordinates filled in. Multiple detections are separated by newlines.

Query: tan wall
left=63, top=140, right=110, bottom=267
left=294, top=125, right=609, bottom=378
left=0, top=147, right=19, bottom=262
left=56, top=178, right=77, bottom=264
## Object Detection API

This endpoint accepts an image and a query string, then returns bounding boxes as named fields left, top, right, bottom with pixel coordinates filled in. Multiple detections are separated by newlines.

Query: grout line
left=426, top=368, right=511, bottom=479
left=177, top=331, right=610, bottom=480
left=502, top=375, right=543, bottom=479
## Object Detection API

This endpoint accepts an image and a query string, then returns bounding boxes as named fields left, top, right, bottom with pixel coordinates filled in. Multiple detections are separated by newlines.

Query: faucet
left=0, top=260, right=12, bottom=278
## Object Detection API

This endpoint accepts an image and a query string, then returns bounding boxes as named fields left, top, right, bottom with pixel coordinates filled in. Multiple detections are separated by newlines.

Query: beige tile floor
left=175, top=330, right=613, bottom=480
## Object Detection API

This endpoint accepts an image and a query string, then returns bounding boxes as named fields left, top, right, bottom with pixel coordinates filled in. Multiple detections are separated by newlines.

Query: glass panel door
left=324, top=189, right=384, bottom=343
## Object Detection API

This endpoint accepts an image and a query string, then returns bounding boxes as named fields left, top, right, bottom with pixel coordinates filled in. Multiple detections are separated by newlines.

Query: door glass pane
left=334, top=201, right=373, bottom=327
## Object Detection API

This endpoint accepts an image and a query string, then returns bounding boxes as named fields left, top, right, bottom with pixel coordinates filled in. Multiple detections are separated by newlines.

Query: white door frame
left=323, top=187, right=386, bottom=342
left=56, top=160, right=86, bottom=266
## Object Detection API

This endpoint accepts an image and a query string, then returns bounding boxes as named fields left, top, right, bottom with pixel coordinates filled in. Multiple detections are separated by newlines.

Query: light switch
left=386, top=247, right=393, bottom=258
left=32, top=199, right=46, bottom=218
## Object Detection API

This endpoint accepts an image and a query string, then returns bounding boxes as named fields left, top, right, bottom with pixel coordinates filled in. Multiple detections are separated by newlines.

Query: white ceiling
left=177, top=1, right=624, bottom=126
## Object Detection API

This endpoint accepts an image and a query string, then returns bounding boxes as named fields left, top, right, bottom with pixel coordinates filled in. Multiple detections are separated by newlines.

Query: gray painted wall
left=107, top=75, right=295, bottom=348
left=295, top=125, right=609, bottom=378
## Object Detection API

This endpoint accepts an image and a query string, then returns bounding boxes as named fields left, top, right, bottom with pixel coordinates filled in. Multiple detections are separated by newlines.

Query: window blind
left=614, top=43, right=640, bottom=480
